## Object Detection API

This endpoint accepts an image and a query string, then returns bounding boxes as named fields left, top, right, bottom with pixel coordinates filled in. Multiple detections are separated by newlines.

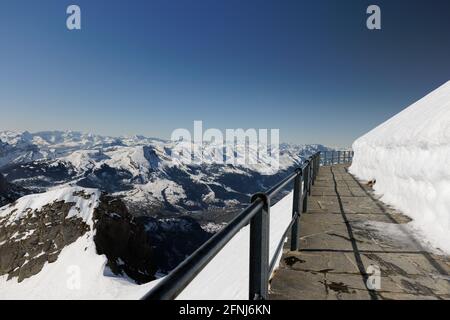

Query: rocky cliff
left=0, top=186, right=212, bottom=298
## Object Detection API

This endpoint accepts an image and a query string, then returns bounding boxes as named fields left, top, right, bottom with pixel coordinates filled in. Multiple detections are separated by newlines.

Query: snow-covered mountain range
left=0, top=130, right=330, bottom=215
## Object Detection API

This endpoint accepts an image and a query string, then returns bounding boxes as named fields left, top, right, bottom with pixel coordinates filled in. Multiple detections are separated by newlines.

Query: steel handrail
left=143, top=151, right=331, bottom=300
left=142, top=199, right=264, bottom=300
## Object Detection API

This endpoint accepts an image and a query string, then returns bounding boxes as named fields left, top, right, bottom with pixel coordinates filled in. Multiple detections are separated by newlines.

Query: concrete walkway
left=269, top=164, right=450, bottom=300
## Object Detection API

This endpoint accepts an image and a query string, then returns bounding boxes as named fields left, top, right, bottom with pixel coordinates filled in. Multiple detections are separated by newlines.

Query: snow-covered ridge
left=0, top=186, right=100, bottom=227
left=350, top=81, right=450, bottom=254
left=0, top=130, right=331, bottom=213
left=0, top=130, right=326, bottom=173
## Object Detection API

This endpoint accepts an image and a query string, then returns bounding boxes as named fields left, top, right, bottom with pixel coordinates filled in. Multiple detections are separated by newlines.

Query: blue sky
left=1, top=0, right=450, bottom=147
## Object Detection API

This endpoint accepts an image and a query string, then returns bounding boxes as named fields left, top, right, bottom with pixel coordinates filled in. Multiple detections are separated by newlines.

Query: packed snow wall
left=349, top=81, right=450, bottom=254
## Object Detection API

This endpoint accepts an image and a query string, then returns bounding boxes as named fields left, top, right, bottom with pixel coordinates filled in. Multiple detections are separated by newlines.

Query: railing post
left=338, top=151, right=341, bottom=164
left=308, top=161, right=312, bottom=195
left=249, top=193, right=270, bottom=300
left=290, top=169, right=302, bottom=251
left=315, top=155, right=318, bottom=180
left=312, top=155, right=317, bottom=185
left=302, top=161, right=310, bottom=213
left=312, top=155, right=315, bottom=182
left=316, top=153, right=320, bottom=176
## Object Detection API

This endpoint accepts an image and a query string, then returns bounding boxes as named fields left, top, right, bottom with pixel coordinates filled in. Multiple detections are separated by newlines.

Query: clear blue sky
left=1, top=0, right=450, bottom=147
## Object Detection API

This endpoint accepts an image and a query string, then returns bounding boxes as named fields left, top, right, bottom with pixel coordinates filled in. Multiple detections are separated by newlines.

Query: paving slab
left=269, top=164, right=450, bottom=300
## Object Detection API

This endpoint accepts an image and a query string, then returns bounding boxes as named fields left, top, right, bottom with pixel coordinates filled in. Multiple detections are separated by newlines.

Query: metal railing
left=142, top=152, right=321, bottom=300
left=320, top=150, right=353, bottom=166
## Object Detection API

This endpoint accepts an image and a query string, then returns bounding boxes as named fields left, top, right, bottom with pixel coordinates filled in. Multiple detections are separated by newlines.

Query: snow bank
left=176, top=192, right=294, bottom=300
left=350, top=81, right=450, bottom=254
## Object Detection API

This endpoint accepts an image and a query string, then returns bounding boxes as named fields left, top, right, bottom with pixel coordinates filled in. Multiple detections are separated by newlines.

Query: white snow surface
left=0, top=186, right=158, bottom=299
left=350, top=80, right=450, bottom=254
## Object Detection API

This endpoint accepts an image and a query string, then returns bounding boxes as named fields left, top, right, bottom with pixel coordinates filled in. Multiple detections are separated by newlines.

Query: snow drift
left=350, top=81, right=450, bottom=254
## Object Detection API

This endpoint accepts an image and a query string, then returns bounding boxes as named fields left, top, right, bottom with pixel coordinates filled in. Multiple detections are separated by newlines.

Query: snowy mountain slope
left=0, top=186, right=211, bottom=299
left=0, top=131, right=331, bottom=214
left=0, top=186, right=146, bottom=299
left=0, top=237, right=158, bottom=300
left=350, top=81, right=450, bottom=254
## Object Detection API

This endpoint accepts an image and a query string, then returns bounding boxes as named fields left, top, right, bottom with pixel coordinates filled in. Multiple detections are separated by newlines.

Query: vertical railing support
left=308, top=161, right=312, bottom=195
left=249, top=193, right=270, bottom=300
left=302, top=161, right=310, bottom=213
left=313, top=155, right=316, bottom=178
left=316, top=153, right=321, bottom=175
left=290, top=169, right=302, bottom=251
left=316, top=153, right=320, bottom=177
left=314, top=154, right=318, bottom=180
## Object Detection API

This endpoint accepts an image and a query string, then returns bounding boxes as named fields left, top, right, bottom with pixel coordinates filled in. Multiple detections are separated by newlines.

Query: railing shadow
left=330, top=166, right=379, bottom=300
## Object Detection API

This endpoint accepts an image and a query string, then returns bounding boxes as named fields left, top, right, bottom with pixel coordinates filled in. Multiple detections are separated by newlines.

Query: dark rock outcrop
left=93, top=194, right=156, bottom=284
left=93, top=195, right=213, bottom=282
left=0, top=198, right=91, bottom=282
